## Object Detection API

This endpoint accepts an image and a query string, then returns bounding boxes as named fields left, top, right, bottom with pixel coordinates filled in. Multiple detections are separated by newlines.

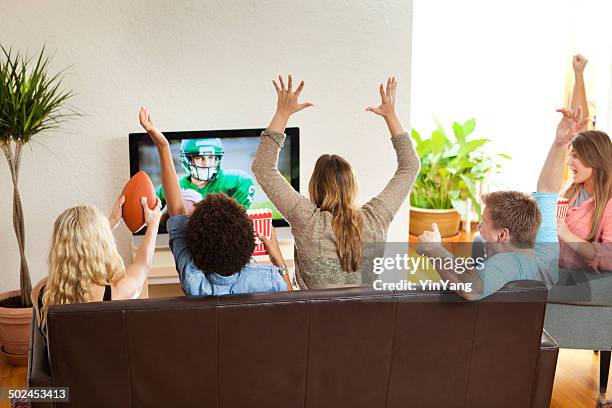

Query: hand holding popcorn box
left=557, top=198, right=570, bottom=222
left=247, top=209, right=273, bottom=256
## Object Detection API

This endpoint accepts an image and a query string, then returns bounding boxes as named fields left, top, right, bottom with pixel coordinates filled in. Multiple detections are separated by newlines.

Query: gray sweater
left=252, top=129, right=420, bottom=289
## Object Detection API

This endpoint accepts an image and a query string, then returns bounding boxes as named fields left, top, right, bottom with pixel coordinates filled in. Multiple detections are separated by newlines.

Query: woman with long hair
left=556, top=127, right=612, bottom=270
left=538, top=54, right=612, bottom=271
left=538, top=55, right=612, bottom=408
left=40, top=196, right=161, bottom=326
left=252, top=75, right=420, bottom=288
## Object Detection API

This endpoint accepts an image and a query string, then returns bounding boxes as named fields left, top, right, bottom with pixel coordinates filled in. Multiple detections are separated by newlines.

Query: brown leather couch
left=28, top=281, right=558, bottom=408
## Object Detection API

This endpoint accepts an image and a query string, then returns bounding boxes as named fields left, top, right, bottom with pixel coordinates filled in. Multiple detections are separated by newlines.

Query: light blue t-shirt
left=167, top=215, right=287, bottom=296
left=476, top=192, right=560, bottom=298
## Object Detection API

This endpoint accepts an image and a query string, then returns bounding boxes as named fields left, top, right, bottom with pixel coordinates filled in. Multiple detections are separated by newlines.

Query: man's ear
left=498, top=228, right=511, bottom=243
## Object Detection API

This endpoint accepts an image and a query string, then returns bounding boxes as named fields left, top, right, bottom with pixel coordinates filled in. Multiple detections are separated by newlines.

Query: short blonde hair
left=482, top=191, right=541, bottom=247
left=42, top=205, right=125, bottom=326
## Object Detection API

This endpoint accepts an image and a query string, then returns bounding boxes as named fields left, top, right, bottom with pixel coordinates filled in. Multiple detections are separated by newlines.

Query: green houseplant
left=0, top=46, right=76, bottom=362
left=409, top=118, right=510, bottom=237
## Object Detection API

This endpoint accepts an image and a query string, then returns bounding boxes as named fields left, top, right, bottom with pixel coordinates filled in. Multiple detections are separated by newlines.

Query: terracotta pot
left=0, top=344, right=28, bottom=365
left=0, top=290, right=32, bottom=362
left=409, top=207, right=461, bottom=238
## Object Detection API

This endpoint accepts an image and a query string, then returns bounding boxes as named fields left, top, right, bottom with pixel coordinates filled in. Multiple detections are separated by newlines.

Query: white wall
left=0, top=0, right=414, bottom=292
left=411, top=0, right=611, bottom=195
left=575, top=2, right=612, bottom=134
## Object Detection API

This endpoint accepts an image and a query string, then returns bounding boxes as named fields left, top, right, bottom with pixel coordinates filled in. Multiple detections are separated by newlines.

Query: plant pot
left=0, top=345, right=28, bottom=366
left=0, top=290, right=32, bottom=364
left=409, top=207, right=461, bottom=238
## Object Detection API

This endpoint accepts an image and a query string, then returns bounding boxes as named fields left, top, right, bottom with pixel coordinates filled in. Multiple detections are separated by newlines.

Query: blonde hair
left=309, top=154, right=363, bottom=272
left=41, top=205, right=125, bottom=326
left=563, top=131, right=612, bottom=241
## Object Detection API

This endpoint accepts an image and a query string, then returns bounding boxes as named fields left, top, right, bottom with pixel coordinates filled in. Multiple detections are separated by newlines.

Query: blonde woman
left=252, top=75, right=420, bottom=288
left=40, top=196, right=161, bottom=326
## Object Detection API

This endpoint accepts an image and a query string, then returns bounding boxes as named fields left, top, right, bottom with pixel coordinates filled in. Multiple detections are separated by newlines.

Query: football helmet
left=180, top=138, right=224, bottom=182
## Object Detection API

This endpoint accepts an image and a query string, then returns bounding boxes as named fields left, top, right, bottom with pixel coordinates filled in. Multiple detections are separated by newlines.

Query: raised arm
left=252, top=75, right=314, bottom=220
left=363, top=77, right=420, bottom=224
left=365, top=77, right=406, bottom=136
left=267, top=74, right=314, bottom=134
left=113, top=197, right=161, bottom=299
left=570, top=54, right=589, bottom=126
left=537, top=107, right=588, bottom=192
left=139, top=107, right=187, bottom=216
left=416, top=223, right=483, bottom=300
left=108, top=194, right=125, bottom=230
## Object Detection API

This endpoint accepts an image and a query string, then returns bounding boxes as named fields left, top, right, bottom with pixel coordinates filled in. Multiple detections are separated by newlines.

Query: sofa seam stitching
left=302, top=300, right=311, bottom=408
left=384, top=295, right=398, bottom=408
left=122, top=310, right=134, bottom=408
left=529, top=302, right=549, bottom=407
left=462, top=304, right=479, bottom=408
left=216, top=301, right=220, bottom=408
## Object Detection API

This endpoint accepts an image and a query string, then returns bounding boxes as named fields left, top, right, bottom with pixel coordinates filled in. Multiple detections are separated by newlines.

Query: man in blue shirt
left=138, top=107, right=288, bottom=295
left=416, top=192, right=559, bottom=300
left=415, top=107, right=589, bottom=300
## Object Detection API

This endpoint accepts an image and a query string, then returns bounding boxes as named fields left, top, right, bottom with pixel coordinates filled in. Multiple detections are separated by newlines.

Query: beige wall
left=0, top=0, right=414, bottom=292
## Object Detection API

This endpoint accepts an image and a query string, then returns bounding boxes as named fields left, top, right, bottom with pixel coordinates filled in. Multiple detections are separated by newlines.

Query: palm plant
left=410, top=118, right=510, bottom=220
left=0, top=46, right=77, bottom=307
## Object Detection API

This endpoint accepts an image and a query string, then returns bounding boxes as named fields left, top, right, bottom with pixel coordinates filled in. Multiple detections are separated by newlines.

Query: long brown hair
left=309, top=154, right=363, bottom=272
left=563, top=130, right=612, bottom=241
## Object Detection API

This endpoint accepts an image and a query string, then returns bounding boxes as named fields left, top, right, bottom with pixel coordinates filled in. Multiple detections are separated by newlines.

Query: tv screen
left=129, top=127, right=299, bottom=234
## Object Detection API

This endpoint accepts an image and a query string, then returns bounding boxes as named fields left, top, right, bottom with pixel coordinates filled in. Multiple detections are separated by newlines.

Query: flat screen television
left=129, top=127, right=299, bottom=234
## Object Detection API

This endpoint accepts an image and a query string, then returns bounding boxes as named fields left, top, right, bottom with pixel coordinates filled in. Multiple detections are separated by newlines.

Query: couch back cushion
left=46, top=283, right=547, bottom=408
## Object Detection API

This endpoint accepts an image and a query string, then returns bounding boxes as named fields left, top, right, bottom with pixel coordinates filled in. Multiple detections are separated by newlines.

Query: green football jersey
left=156, top=169, right=255, bottom=208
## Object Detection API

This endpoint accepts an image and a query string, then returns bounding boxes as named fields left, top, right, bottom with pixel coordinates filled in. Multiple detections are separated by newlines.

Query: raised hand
left=108, top=194, right=125, bottom=230
left=415, top=223, right=442, bottom=255
left=142, top=196, right=162, bottom=227
left=273, top=74, right=313, bottom=117
left=139, top=107, right=169, bottom=148
left=366, top=77, right=397, bottom=118
left=572, top=54, right=588, bottom=74
left=555, top=107, right=589, bottom=146
left=138, top=106, right=155, bottom=132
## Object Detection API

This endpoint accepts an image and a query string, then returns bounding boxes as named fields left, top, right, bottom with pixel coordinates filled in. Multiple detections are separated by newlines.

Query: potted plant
left=0, top=46, right=75, bottom=364
left=409, top=118, right=510, bottom=237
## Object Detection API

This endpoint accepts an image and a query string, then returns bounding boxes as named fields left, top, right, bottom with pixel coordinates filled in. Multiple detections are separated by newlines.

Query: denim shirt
left=167, top=215, right=287, bottom=296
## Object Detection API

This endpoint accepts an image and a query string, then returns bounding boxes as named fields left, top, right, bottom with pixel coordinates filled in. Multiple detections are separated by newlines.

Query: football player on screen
left=154, top=137, right=256, bottom=212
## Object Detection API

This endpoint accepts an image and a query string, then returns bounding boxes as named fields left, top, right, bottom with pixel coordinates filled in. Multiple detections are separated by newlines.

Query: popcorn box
left=557, top=198, right=570, bottom=222
left=247, top=209, right=273, bottom=256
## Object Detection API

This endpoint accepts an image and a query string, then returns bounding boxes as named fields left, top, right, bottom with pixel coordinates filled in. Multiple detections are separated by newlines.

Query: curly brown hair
left=186, top=193, right=255, bottom=276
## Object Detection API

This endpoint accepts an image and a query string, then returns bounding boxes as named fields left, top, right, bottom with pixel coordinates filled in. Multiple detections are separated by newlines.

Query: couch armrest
left=531, top=330, right=559, bottom=408
left=28, top=309, right=54, bottom=408
left=28, top=309, right=52, bottom=387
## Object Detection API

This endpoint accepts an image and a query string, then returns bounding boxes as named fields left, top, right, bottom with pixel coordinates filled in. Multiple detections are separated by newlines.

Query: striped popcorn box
left=557, top=198, right=569, bottom=222
left=247, top=209, right=273, bottom=256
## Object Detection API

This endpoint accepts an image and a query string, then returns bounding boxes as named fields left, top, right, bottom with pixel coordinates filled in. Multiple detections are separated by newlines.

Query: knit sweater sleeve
left=251, top=129, right=315, bottom=226
left=362, top=132, right=420, bottom=228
